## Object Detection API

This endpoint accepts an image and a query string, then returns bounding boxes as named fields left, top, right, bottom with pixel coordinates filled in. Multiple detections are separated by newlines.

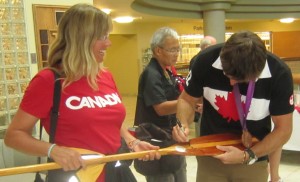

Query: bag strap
left=36, top=123, right=43, bottom=165
left=35, top=70, right=61, bottom=180
left=49, top=70, right=61, bottom=143
left=37, top=69, right=61, bottom=156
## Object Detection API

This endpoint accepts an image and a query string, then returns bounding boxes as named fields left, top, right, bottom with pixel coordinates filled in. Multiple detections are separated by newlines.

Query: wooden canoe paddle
left=0, top=133, right=258, bottom=176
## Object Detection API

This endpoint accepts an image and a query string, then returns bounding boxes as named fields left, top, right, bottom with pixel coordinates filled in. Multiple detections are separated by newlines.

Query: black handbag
left=105, top=160, right=137, bottom=182
left=34, top=70, right=76, bottom=182
left=44, top=70, right=78, bottom=181
left=104, top=137, right=137, bottom=182
left=133, top=123, right=184, bottom=176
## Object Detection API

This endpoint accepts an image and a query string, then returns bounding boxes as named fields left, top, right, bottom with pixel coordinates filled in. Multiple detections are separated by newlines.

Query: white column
left=203, top=10, right=226, bottom=43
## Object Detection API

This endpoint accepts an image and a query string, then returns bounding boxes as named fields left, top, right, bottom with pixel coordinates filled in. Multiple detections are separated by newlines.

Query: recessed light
left=101, top=8, right=111, bottom=14
left=114, top=16, right=134, bottom=23
left=279, top=18, right=295, bottom=23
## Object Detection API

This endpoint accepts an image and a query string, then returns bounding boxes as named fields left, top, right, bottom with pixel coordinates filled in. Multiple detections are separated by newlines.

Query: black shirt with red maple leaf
left=186, top=43, right=294, bottom=141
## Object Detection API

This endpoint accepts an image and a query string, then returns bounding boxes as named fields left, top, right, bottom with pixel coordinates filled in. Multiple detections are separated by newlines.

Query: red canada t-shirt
left=20, top=69, right=126, bottom=181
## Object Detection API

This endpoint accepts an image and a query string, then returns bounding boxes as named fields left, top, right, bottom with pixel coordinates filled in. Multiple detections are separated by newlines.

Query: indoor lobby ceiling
left=94, top=0, right=300, bottom=23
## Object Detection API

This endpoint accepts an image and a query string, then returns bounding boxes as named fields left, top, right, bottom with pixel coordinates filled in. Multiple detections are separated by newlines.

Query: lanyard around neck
left=233, top=81, right=255, bottom=130
left=164, top=69, right=174, bottom=85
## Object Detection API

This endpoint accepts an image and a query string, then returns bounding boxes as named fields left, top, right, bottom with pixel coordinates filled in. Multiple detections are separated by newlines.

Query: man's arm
left=252, top=113, right=293, bottom=157
left=153, top=100, right=177, bottom=116
left=214, top=112, right=293, bottom=164
left=173, top=90, right=200, bottom=142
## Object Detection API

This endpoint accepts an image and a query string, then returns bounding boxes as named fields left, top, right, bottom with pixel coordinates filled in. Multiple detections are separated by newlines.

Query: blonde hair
left=47, top=3, right=112, bottom=90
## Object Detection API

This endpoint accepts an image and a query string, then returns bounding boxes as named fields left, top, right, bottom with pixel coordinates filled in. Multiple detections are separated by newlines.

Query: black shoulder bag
left=34, top=70, right=76, bottom=182
left=104, top=137, right=137, bottom=182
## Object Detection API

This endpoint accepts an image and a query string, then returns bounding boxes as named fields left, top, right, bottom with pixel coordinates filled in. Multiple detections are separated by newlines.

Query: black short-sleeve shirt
left=134, top=58, right=180, bottom=128
left=185, top=43, right=294, bottom=140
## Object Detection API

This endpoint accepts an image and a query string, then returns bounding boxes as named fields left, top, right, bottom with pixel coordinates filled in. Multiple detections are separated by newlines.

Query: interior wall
left=24, top=2, right=300, bottom=96
left=134, top=20, right=300, bottom=57
left=24, top=0, right=93, bottom=76
left=272, top=31, right=300, bottom=58
left=118, top=20, right=300, bottom=95
left=104, top=34, right=139, bottom=96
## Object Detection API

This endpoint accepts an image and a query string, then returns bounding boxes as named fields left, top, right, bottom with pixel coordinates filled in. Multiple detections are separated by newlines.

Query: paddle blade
left=189, top=133, right=241, bottom=144
left=180, top=133, right=259, bottom=156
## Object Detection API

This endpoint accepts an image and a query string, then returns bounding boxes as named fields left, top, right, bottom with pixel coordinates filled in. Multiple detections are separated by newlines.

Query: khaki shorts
left=196, top=156, right=268, bottom=182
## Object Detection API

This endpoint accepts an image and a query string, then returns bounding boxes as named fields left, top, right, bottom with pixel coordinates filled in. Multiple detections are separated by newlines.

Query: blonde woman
left=5, top=3, right=159, bottom=182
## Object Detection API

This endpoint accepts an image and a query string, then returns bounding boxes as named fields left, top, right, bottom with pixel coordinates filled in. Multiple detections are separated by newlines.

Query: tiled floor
left=0, top=96, right=299, bottom=182
left=131, top=151, right=300, bottom=182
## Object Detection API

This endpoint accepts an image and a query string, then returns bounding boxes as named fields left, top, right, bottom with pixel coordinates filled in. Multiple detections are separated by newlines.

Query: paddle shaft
left=0, top=135, right=257, bottom=176
left=0, top=147, right=176, bottom=176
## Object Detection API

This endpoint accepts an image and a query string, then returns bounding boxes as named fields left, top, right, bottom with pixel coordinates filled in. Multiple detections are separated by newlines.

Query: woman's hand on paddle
left=172, top=124, right=189, bottom=143
left=213, top=145, right=245, bottom=164
left=50, top=145, right=86, bottom=171
left=134, top=141, right=161, bottom=161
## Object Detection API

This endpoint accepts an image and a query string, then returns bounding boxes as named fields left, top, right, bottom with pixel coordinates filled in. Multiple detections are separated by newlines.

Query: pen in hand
left=176, top=118, right=186, bottom=136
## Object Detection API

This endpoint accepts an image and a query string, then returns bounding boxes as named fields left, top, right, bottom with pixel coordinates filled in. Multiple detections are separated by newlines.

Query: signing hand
left=195, top=103, right=203, bottom=114
left=172, top=124, right=189, bottom=143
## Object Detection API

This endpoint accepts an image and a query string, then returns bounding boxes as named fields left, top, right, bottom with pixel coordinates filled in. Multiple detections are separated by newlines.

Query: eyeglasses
left=99, top=34, right=109, bottom=41
left=159, top=47, right=181, bottom=55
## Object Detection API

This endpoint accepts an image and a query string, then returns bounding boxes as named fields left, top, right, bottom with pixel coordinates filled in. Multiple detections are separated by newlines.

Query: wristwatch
left=245, top=148, right=258, bottom=165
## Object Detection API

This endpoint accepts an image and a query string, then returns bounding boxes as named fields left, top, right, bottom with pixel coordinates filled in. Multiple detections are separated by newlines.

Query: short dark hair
left=220, top=31, right=267, bottom=81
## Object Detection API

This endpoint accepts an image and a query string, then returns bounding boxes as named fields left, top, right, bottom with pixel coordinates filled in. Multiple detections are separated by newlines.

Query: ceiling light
left=114, top=16, right=134, bottom=23
left=101, top=8, right=111, bottom=14
left=279, top=18, right=295, bottom=23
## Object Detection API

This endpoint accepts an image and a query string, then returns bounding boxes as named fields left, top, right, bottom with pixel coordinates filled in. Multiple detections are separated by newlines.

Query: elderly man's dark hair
left=220, top=31, right=267, bottom=81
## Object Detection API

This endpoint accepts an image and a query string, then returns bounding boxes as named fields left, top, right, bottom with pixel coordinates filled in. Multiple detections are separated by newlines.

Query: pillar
left=203, top=10, right=226, bottom=43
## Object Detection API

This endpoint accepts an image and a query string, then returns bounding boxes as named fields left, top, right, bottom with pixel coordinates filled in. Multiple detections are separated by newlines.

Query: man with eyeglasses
left=134, top=27, right=187, bottom=182
left=173, top=31, right=293, bottom=182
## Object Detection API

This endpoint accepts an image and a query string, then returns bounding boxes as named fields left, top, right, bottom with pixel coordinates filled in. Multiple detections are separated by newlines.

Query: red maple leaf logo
left=215, top=92, right=243, bottom=123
